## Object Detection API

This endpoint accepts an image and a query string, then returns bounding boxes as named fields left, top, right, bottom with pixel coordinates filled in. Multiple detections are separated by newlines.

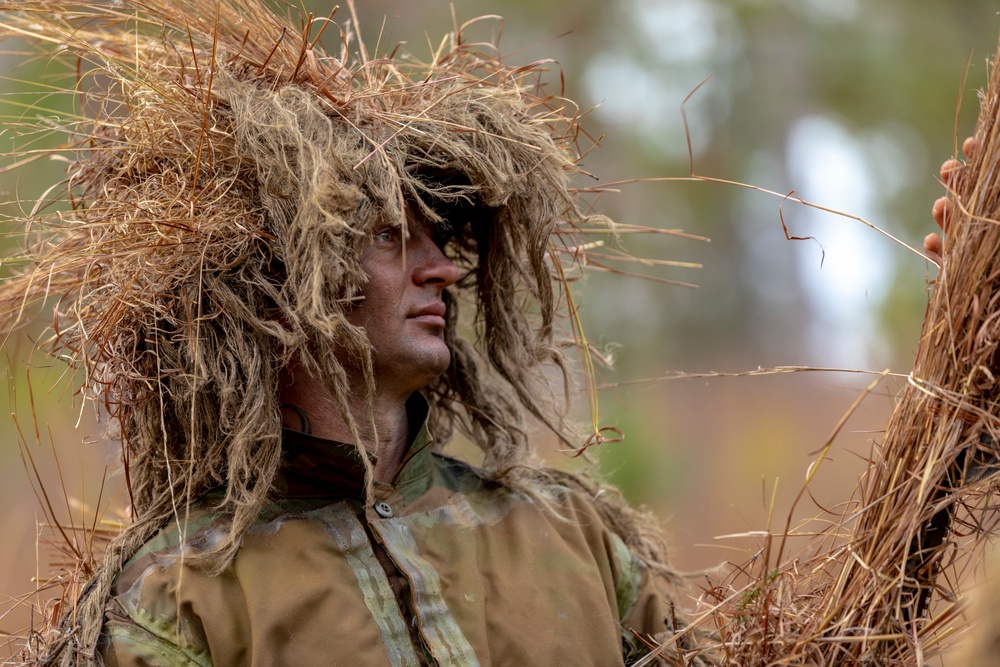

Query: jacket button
left=374, top=501, right=394, bottom=518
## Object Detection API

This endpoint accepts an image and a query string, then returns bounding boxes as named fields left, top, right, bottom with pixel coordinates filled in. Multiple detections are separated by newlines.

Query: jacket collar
left=275, top=393, right=434, bottom=499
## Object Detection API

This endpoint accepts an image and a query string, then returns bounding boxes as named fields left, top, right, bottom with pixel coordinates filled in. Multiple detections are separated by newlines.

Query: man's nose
left=411, top=233, right=460, bottom=288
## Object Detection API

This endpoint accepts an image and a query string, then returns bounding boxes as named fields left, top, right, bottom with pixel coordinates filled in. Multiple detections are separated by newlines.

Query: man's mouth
left=409, top=302, right=447, bottom=327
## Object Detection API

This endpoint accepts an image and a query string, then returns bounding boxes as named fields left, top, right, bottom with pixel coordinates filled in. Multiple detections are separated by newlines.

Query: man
left=0, top=1, right=692, bottom=665
left=97, top=206, right=682, bottom=666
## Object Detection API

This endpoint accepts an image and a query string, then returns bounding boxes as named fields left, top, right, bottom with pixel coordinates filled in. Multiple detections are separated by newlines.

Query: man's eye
left=373, top=228, right=397, bottom=244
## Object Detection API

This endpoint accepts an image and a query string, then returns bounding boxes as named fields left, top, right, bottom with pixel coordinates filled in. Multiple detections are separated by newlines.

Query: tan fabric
left=100, top=404, right=675, bottom=666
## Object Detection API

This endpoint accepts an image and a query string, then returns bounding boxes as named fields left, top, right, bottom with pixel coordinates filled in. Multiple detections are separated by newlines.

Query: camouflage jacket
left=101, top=403, right=678, bottom=666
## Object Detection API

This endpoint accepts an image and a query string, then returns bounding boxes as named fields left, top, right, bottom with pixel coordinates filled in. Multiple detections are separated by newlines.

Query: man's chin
left=423, top=347, right=452, bottom=379
left=391, top=346, right=452, bottom=391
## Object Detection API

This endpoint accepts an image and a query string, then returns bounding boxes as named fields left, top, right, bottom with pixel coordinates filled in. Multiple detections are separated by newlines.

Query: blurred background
left=1, top=0, right=998, bottom=662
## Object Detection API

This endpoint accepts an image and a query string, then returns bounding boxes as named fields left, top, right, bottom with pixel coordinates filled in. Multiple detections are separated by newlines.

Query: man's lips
left=408, top=302, right=447, bottom=326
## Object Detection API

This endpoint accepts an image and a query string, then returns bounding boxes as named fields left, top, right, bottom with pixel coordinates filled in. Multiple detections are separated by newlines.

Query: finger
left=924, top=233, right=942, bottom=264
left=932, top=196, right=951, bottom=232
left=940, top=158, right=963, bottom=185
left=963, top=136, right=978, bottom=158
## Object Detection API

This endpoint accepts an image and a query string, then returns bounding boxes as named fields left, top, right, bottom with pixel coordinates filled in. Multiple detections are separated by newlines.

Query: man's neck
left=278, top=360, right=413, bottom=484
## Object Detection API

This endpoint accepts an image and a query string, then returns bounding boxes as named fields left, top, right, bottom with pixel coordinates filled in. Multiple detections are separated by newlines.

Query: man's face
left=345, top=209, right=460, bottom=399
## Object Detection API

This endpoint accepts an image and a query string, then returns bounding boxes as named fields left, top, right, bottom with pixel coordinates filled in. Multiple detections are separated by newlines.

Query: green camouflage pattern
left=101, top=407, right=675, bottom=666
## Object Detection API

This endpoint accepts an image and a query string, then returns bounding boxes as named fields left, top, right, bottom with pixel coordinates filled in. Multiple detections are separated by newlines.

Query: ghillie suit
left=0, top=1, right=683, bottom=664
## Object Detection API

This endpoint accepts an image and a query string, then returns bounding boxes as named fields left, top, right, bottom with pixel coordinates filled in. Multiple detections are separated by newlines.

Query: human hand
left=926, top=136, right=978, bottom=263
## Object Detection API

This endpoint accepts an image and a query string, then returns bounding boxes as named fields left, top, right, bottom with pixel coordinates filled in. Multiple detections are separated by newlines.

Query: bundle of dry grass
left=638, top=40, right=1000, bottom=667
